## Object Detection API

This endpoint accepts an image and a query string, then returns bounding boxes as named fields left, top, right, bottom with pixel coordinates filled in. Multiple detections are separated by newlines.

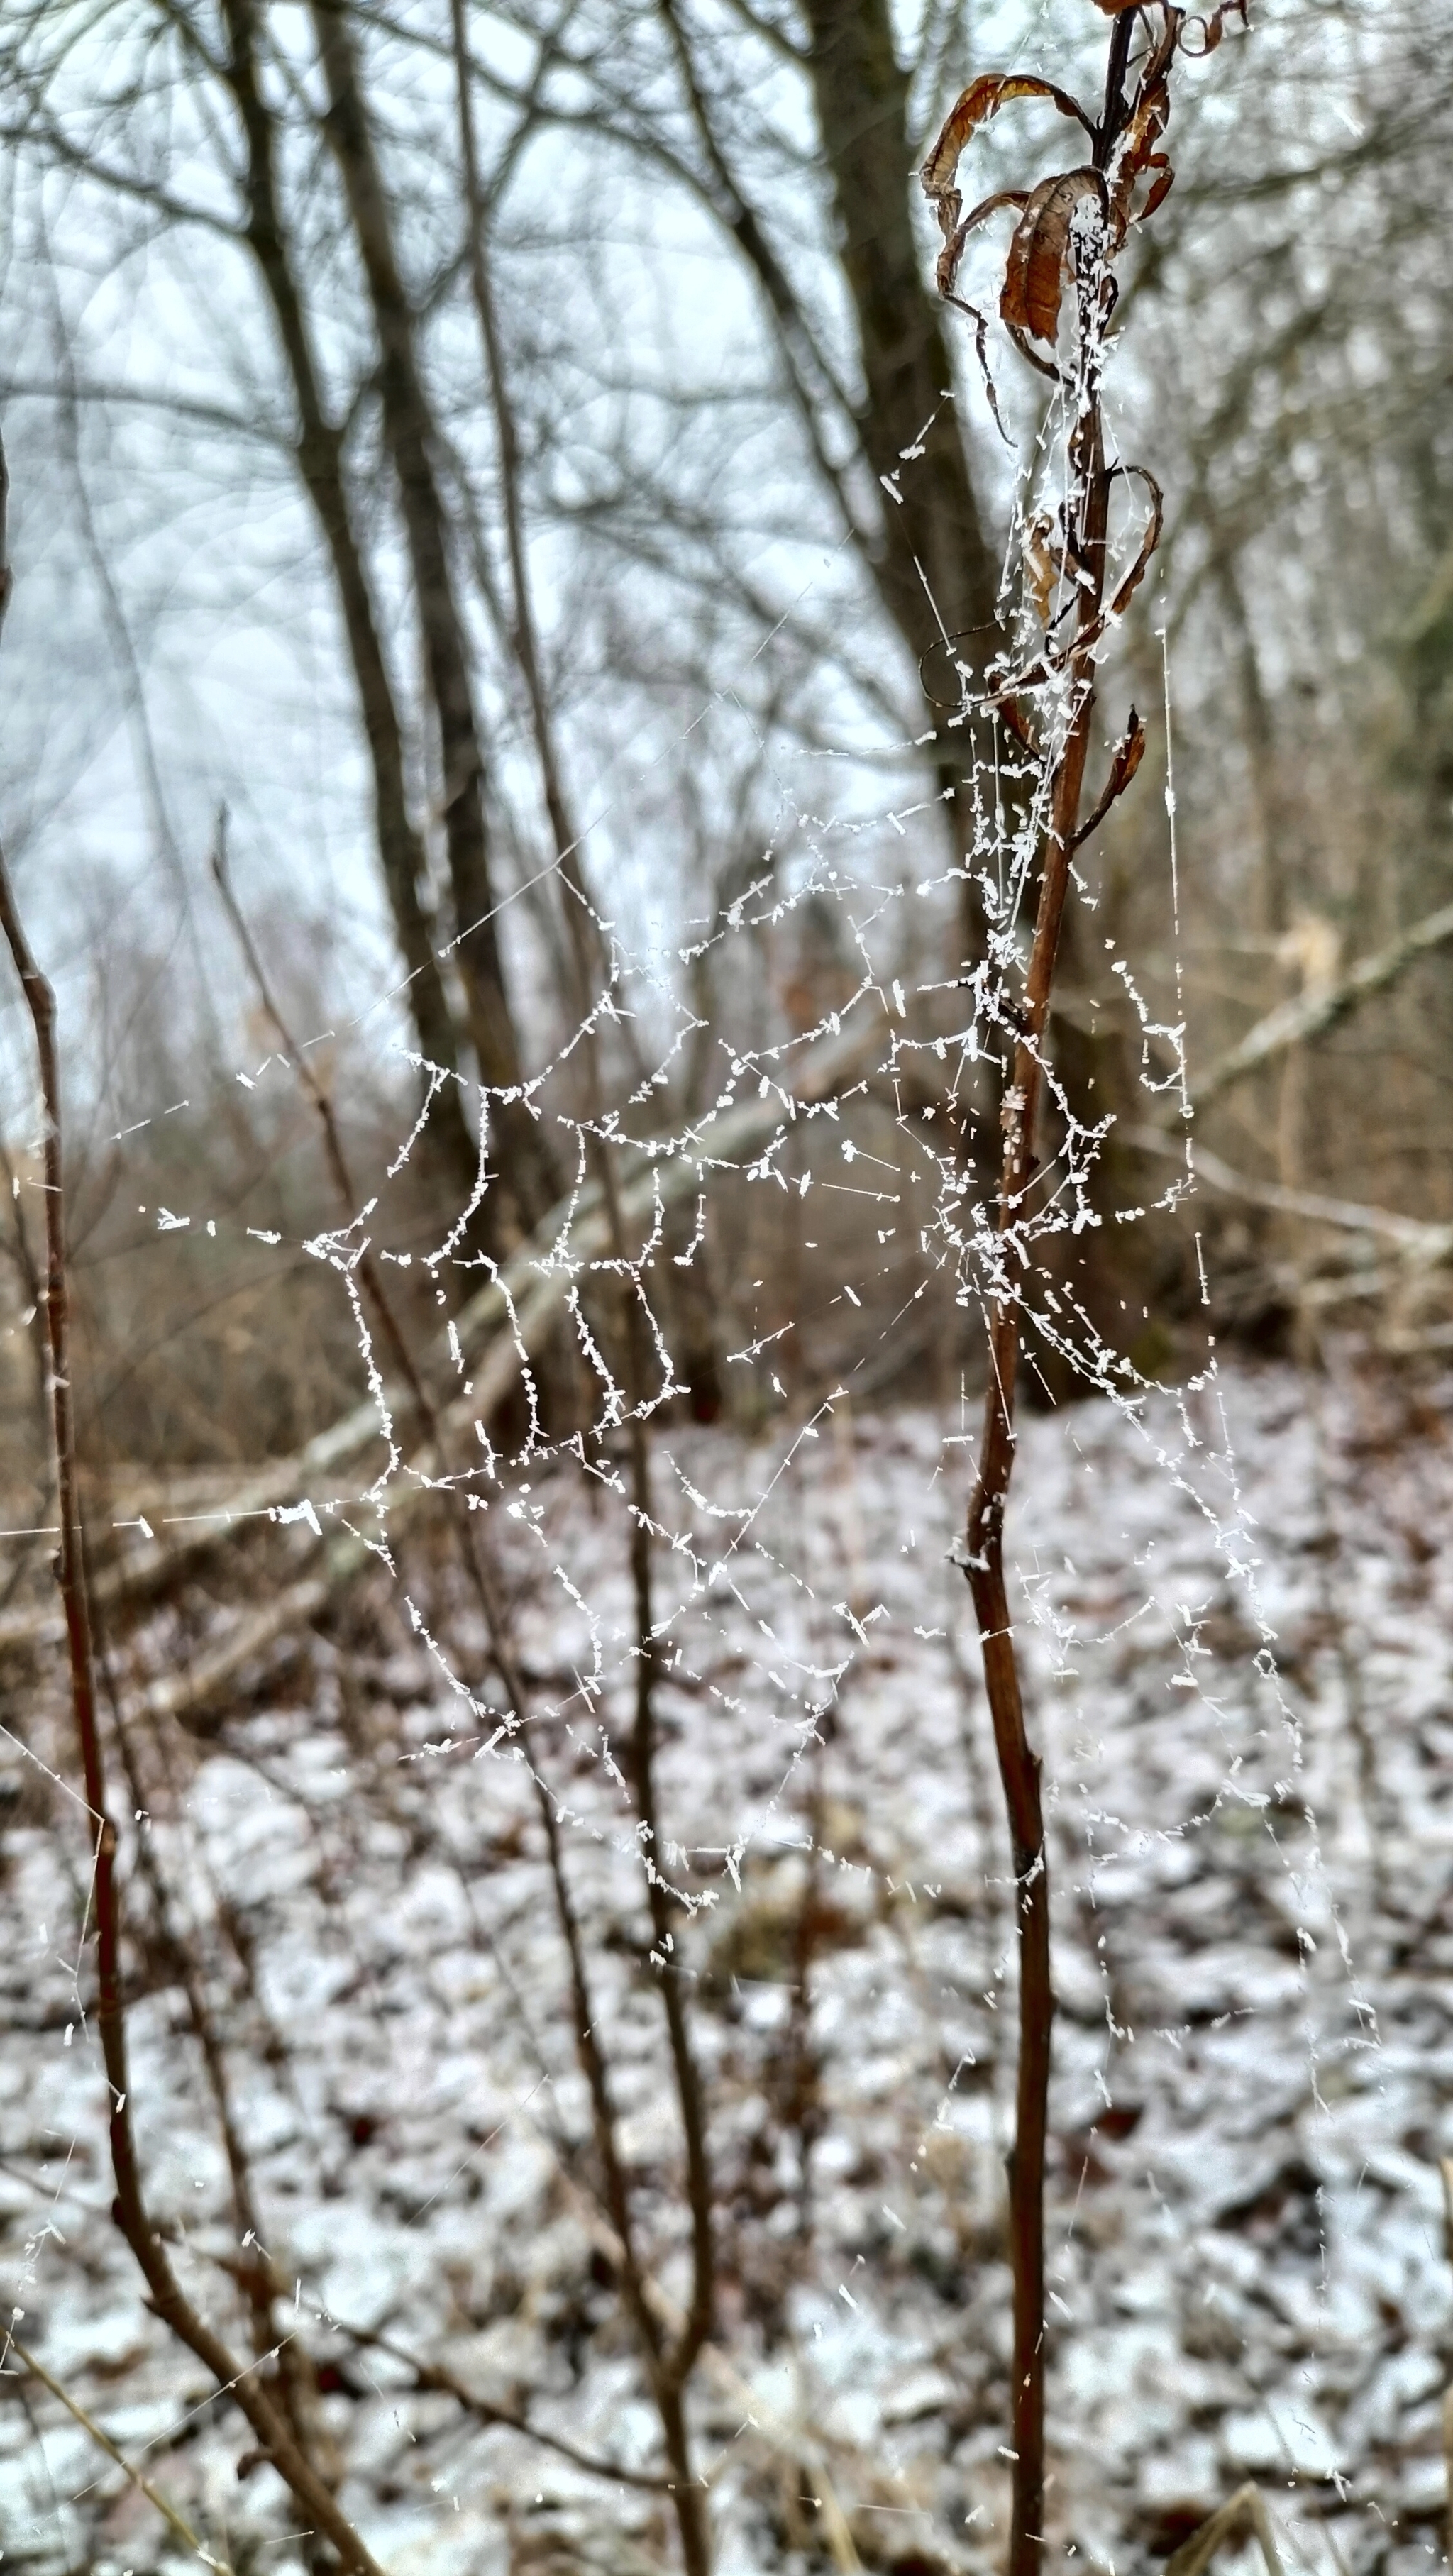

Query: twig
left=211, top=809, right=439, bottom=1432
left=546, top=2160, right=863, bottom=2574
left=0, top=452, right=389, bottom=2576
left=1176, top=896, right=1453, bottom=1117
left=1161, top=2482, right=1285, bottom=2576
left=327, top=2309, right=672, bottom=2494
left=100, top=1641, right=326, bottom=2464
left=923, top=13, right=1222, bottom=2572
left=10, top=2338, right=236, bottom=2575
left=209, top=817, right=712, bottom=2555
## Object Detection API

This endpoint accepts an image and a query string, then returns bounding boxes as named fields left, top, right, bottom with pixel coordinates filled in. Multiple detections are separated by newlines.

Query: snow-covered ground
left=4, top=1359, right=1453, bottom=2576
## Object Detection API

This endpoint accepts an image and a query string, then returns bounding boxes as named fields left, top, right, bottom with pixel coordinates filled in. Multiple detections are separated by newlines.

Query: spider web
left=0, top=314, right=1438, bottom=2576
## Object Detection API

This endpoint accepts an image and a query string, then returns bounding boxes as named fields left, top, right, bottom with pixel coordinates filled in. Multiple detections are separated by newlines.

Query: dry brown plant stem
left=0, top=855, right=388, bottom=2575
left=213, top=866, right=672, bottom=2514
left=1161, top=2482, right=1284, bottom=2576
left=963, top=146, right=1115, bottom=2576
left=922, top=11, right=1217, bottom=2572
left=12, top=2335, right=235, bottom=2575
left=99, top=1652, right=328, bottom=2478
left=284, top=2300, right=674, bottom=2494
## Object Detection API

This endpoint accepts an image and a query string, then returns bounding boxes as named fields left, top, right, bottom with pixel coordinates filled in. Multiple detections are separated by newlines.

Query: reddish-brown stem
left=0, top=849, right=388, bottom=2575
left=953, top=21, right=1159, bottom=2576
left=963, top=672, right=1093, bottom=2576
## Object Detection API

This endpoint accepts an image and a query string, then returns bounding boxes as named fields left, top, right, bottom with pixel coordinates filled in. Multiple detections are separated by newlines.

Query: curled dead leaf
left=1072, top=709, right=1147, bottom=850
left=922, top=74, right=1093, bottom=252
left=1001, top=167, right=1106, bottom=345
left=1046, top=463, right=1164, bottom=673
left=1182, top=0, right=1249, bottom=55
left=1024, top=515, right=1060, bottom=626
left=934, top=186, right=1027, bottom=304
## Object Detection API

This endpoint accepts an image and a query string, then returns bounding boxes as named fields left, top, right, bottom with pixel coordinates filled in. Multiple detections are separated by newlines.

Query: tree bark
left=308, top=0, right=557, bottom=1237
left=661, top=0, right=1000, bottom=958
left=798, top=0, right=999, bottom=746
left=797, top=0, right=1005, bottom=1105
left=219, top=0, right=477, bottom=1193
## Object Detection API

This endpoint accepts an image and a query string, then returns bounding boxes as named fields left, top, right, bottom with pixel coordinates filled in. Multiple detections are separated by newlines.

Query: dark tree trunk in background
left=309, top=0, right=558, bottom=1242
left=663, top=0, right=1000, bottom=953
left=221, top=0, right=477, bottom=1196
left=800, top=0, right=998, bottom=685
left=798, top=0, right=1006, bottom=1173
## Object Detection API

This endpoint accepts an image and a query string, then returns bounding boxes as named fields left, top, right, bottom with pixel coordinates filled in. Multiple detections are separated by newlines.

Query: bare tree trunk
left=800, top=0, right=998, bottom=675
left=796, top=0, right=1010, bottom=1217
left=450, top=0, right=722, bottom=1420
left=1214, top=548, right=1287, bottom=936
left=307, top=0, right=557, bottom=1237
left=659, top=0, right=1000, bottom=985
left=219, top=0, right=477, bottom=1193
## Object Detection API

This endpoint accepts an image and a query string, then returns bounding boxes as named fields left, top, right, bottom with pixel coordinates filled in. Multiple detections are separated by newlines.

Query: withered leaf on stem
left=1182, top=1, right=1251, bottom=56
left=1024, top=514, right=1061, bottom=627
left=934, top=186, right=1027, bottom=306
left=1106, top=707, right=1147, bottom=800
left=1071, top=708, right=1147, bottom=850
left=1001, top=168, right=1106, bottom=346
left=1107, top=67, right=1175, bottom=239
left=922, top=74, right=1093, bottom=247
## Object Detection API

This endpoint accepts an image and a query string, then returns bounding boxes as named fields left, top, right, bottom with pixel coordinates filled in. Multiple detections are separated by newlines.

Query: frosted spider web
left=0, top=332, right=1442, bottom=2576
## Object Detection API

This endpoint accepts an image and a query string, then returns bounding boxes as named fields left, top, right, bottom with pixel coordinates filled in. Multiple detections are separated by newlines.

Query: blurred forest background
left=7, top=6, right=1453, bottom=2576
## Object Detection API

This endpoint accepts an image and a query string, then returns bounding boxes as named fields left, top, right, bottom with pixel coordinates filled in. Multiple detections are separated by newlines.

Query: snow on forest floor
left=4, top=1358, right=1453, bottom=2576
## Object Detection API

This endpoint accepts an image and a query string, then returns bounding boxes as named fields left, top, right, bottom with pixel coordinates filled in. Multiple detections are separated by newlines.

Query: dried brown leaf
left=1182, top=1, right=1249, bottom=56
left=1072, top=708, right=1147, bottom=849
left=1000, top=167, right=1105, bottom=345
left=1024, top=514, right=1060, bottom=626
left=1107, top=74, right=1171, bottom=236
left=934, top=187, right=1028, bottom=302
left=1112, top=711, right=1147, bottom=798
left=921, top=74, right=1093, bottom=244
left=1074, top=719, right=1140, bottom=845
left=1105, top=464, right=1164, bottom=624
left=1137, top=154, right=1176, bottom=224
